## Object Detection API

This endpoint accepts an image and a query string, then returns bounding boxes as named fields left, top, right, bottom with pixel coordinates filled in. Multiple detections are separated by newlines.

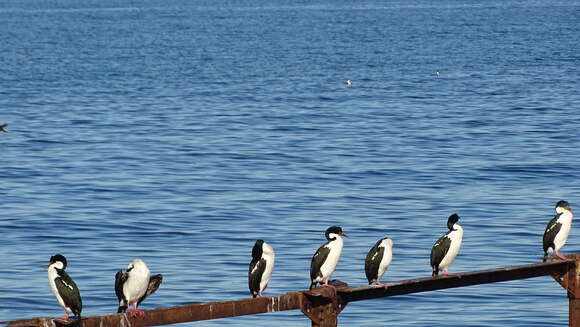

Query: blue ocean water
left=1, top=0, right=580, bottom=325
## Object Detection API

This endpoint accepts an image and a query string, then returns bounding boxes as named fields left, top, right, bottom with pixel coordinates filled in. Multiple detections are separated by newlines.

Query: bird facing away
left=115, top=259, right=162, bottom=315
left=430, top=214, right=464, bottom=277
left=248, top=239, right=275, bottom=298
left=0, top=123, right=7, bottom=132
left=310, top=226, right=348, bottom=290
left=543, top=200, right=573, bottom=261
left=365, top=237, right=393, bottom=287
left=45, top=254, right=82, bottom=321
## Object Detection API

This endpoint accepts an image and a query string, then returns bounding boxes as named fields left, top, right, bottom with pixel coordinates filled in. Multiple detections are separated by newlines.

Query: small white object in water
left=346, top=79, right=352, bottom=86
left=435, top=71, right=440, bottom=78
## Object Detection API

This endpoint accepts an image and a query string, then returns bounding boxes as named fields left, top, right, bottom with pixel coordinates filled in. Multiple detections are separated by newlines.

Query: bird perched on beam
left=430, top=214, right=463, bottom=276
left=310, top=226, right=348, bottom=290
left=543, top=200, right=573, bottom=261
left=45, top=254, right=83, bottom=322
left=365, top=237, right=393, bottom=287
left=115, top=259, right=162, bottom=315
left=248, top=239, right=275, bottom=298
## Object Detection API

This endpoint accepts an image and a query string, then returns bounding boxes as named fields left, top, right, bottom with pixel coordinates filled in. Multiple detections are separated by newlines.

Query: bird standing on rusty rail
left=365, top=237, right=393, bottom=287
left=115, top=259, right=163, bottom=315
left=543, top=200, right=573, bottom=261
left=310, top=226, right=348, bottom=290
left=430, top=214, right=464, bottom=276
left=45, top=254, right=83, bottom=324
left=249, top=239, right=276, bottom=298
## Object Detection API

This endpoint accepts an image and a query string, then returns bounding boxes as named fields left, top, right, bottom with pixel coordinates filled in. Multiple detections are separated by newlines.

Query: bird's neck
left=559, top=210, right=573, bottom=222
left=329, top=235, right=344, bottom=248
left=451, top=223, right=463, bottom=232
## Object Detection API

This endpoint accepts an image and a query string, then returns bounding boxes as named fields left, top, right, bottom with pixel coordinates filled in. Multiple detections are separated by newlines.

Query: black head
left=325, top=226, right=347, bottom=240
left=446, top=213, right=460, bottom=230
left=252, top=239, right=265, bottom=259
left=49, top=254, right=67, bottom=269
left=556, top=200, right=572, bottom=212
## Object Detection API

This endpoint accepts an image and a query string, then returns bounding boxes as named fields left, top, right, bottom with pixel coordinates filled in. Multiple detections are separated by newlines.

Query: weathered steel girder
left=3, top=257, right=576, bottom=327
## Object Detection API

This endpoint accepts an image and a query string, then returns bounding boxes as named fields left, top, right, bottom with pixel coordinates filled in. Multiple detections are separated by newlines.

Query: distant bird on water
left=435, top=71, right=441, bottom=78
left=543, top=200, right=573, bottom=261
left=0, top=123, right=7, bottom=132
left=365, top=237, right=393, bottom=287
left=430, top=214, right=463, bottom=277
left=310, top=226, right=348, bottom=290
left=345, top=79, right=352, bottom=86
left=115, top=259, right=162, bottom=315
left=248, top=239, right=275, bottom=298
left=45, top=254, right=83, bottom=322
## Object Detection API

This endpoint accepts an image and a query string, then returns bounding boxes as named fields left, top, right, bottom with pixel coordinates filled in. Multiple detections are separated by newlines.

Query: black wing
left=365, top=240, right=385, bottom=283
left=137, top=274, right=163, bottom=306
left=543, top=213, right=562, bottom=254
left=55, top=270, right=82, bottom=316
left=310, top=243, right=331, bottom=281
left=248, top=258, right=266, bottom=297
left=0, top=123, right=7, bottom=132
left=430, top=233, right=451, bottom=275
left=115, top=270, right=128, bottom=313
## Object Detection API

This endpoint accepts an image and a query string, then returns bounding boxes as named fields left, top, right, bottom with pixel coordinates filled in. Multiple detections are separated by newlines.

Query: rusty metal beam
left=551, top=254, right=580, bottom=327
left=339, top=258, right=574, bottom=302
left=4, top=292, right=305, bottom=327
left=3, top=258, right=574, bottom=327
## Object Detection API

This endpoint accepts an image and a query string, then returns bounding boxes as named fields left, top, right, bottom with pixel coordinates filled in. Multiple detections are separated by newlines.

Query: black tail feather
left=117, top=305, right=127, bottom=313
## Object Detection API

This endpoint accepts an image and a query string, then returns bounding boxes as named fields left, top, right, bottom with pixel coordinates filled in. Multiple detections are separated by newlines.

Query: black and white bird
left=0, top=123, right=7, bottom=133
left=248, top=239, right=275, bottom=298
left=115, top=259, right=162, bottom=315
left=543, top=200, right=574, bottom=261
left=365, top=237, right=393, bottom=287
left=309, top=226, right=348, bottom=290
left=430, top=214, right=463, bottom=277
left=45, top=254, right=82, bottom=321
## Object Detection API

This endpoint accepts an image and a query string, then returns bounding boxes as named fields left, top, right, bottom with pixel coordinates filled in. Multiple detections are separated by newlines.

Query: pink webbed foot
left=322, top=282, right=336, bottom=288
left=442, top=272, right=461, bottom=278
left=127, top=307, right=145, bottom=317
left=375, top=281, right=388, bottom=289
left=555, top=253, right=567, bottom=260
left=56, top=314, right=69, bottom=320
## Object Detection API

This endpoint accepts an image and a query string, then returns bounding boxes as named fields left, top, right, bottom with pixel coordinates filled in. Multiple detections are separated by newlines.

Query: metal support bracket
left=551, top=255, right=579, bottom=299
left=300, top=282, right=348, bottom=327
